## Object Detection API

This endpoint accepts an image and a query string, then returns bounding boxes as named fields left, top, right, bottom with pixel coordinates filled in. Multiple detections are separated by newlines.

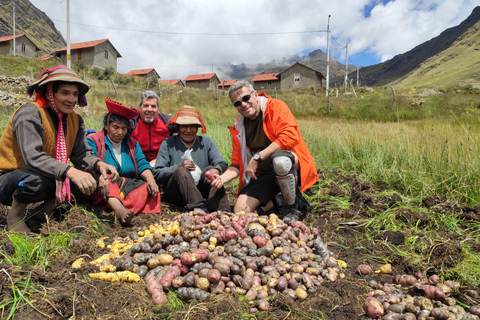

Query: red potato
left=216, top=229, right=238, bottom=242
left=205, top=171, right=213, bottom=182
left=207, top=269, right=221, bottom=283
left=420, top=285, right=446, bottom=301
left=364, top=296, right=384, bottom=319
left=145, top=275, right=168, bottom=305
left=181, top=249, right=210, bottom=265
left=160, top=265, right=182, bottom=289
left=231, top=221, right=247, bottom=238
left=252, top=236, right=267, bottom=248
left=356, top=264, right=372, bottom=275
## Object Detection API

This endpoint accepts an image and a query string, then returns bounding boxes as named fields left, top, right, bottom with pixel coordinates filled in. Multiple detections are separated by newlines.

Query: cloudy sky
left=29, top=0, right=479, bottom=80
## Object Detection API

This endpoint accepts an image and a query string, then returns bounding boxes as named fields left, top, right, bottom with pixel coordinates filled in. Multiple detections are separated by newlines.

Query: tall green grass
left=2, top=58, right=480, bottom=204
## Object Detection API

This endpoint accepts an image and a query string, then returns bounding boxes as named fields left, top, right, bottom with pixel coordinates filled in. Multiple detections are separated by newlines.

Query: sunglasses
left=233, top=93, right=252, bottom=107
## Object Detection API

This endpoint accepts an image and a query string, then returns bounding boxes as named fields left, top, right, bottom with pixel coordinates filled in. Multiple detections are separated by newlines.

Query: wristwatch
left=253, top=152, right=263, bottom=163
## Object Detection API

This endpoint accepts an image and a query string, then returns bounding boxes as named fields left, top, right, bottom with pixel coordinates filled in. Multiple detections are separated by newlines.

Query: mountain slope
left=349, top=6, right=480, bottom=87
left=0, top=0, right=65, bottom=56
left=395, top=19, right=480, bottom=88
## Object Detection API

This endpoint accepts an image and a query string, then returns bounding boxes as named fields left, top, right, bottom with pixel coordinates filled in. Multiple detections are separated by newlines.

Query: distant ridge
left=347, top=6, right=480, bottom=87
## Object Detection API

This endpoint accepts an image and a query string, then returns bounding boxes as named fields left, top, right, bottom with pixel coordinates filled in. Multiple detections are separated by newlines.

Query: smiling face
left=230, top=86, right=260, bottom=120
left=53, top=83, right=79, bottom=114
left=139, top=97, right=159, bottom=123
left=178, top=124, right=199, bottom=144
left=105, top=120, right=128, bottom=143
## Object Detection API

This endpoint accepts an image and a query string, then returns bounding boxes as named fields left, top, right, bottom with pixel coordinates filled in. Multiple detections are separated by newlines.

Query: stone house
left=252, top=62, right=325, bottom=91
left=55, top=39, right=122, bottom=71
left=0, top=34, right=40, bottom=59
left=218, top=79, right=237, bottom=91
left=184, top=73, right=220, bottom=90
left=159, top=79, right=185, bottom=87
left=251, top=73, right=280, bottom=91
left=126, top=68, right=160, bottom=81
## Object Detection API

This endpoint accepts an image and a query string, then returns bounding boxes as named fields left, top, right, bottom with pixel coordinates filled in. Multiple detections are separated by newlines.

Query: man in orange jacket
left=208, top=80, right=318, bottom=224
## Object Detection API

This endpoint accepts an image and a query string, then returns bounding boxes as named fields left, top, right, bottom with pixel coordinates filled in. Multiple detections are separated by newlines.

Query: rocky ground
left=1, top=169, right=479, bottom=320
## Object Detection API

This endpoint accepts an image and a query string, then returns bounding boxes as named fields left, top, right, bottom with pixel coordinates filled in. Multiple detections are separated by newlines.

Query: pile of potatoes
left=88, top=210, right=343, bottom=308
left=359, top=266, right=480, bottom=320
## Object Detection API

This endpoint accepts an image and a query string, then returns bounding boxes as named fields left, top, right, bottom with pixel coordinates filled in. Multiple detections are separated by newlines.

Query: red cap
left=105, top=97, right=139, bottom=119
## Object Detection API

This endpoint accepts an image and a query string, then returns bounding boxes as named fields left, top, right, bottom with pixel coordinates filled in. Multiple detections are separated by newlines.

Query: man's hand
left=208, top=172, right=224, bottom=189
left=246, top=158, right=259, bottom=180
left=66, top=168, right=97, bottom=195
left=180, top=160, right=196, bottom=171
left=97, top=162, right=119, bottom=183
left=97, top=175, right=110, bottom=201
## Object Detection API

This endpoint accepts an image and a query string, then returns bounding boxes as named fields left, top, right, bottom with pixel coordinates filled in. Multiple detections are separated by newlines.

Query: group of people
left=0, top=65, right=318, bottom=233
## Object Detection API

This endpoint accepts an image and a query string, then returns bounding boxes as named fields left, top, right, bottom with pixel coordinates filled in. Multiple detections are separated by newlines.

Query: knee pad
left=272, top=151, right=297, bottom=206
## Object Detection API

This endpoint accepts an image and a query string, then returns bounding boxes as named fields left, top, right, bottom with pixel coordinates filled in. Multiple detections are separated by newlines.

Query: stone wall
left=0, top=76, right=31, bottom=108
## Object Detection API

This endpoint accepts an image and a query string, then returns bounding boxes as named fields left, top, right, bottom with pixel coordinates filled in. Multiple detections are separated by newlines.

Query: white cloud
left=29, top=0, right=479, bottom=79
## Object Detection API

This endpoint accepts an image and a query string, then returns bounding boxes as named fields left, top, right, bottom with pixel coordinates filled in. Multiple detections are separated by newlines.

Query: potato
left=364, top=296, right=384, bottom=319
left=356, top=264, right=372, bottom=275
left=258, top=300, right=270, bottom=311
left=207, top=269, right=221, bottom=283
left=147, top=254, right=174, bottom=269
left=196, top=277, right=210, bottom=291
left=245, top=288, right=258, bottom=301
left=214, top=263, right=230, bottom=276
left=296, top=288, right=308, bottom=300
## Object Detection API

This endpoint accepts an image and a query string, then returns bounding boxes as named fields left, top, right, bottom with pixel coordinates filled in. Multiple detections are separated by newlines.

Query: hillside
left=0, top=0, right=65, bottom=56
left=345, top=6, right=480, bottom=87
left=395, top=18, right=480, bottom=88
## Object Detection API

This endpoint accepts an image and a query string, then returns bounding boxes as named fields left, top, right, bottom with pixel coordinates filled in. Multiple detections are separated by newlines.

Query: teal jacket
left=87, top=130, right=152, bottom=179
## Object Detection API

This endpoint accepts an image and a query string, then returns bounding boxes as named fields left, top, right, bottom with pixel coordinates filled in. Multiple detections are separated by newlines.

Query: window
left=294, top=73, right=300, bottom=82
left=267, top=81, right=272, bottom=85
left=21, top=43, right=26, bottom=52
left=105, top=50, right=109, bottom=59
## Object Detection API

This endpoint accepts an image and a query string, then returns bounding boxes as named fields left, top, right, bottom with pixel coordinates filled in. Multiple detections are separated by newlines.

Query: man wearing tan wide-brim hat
left=0, top=65, right=119, bottom=233
left=153, top=105, right=230, bottom=212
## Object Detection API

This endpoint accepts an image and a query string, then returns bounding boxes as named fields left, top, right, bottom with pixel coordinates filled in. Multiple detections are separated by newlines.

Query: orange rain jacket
left=228, top=93, right=318, bottom=194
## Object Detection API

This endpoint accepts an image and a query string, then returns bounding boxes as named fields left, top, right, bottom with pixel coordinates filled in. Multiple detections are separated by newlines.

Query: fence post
left=390, top=85, right=396, bottom=109
left=110, top=79, right=118, bottom=98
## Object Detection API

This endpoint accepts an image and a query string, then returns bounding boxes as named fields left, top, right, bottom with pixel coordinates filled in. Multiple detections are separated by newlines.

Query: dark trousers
left=163, top=166, right=230, bottom=212
left=0, top=169, right=56, bottom=206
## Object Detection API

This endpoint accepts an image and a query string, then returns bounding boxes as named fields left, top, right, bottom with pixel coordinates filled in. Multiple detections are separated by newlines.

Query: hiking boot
left=280, top=204, right=302, bottom=225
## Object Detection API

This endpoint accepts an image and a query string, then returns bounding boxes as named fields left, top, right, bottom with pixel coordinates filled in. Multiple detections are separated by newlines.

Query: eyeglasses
left=233, top=93, right=252, bottom=107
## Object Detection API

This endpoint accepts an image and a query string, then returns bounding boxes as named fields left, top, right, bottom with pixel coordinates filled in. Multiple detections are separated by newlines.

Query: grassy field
left=2, top=58, right=480, bottom=318
left=2, top=58, right=480, bottom=204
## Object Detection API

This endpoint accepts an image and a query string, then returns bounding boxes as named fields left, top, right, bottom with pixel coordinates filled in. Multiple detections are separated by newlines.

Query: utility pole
left=357, top=67, right=360, bottom=87
left=12, top=5, right=16, bottom=56
left=66, top=0, right=71, bottom=68
left=326, top=15, right=331, bottom=112
left=344, top=42, right=348, bottom=91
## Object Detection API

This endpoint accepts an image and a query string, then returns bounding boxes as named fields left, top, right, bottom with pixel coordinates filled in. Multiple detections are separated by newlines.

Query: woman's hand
left=147, top=180, right=159, bottom=197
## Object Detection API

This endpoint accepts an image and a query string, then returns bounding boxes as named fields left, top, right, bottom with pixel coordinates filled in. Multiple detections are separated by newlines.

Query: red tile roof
left=251, top=73, right=279, bottom=82
left=218, top=79, right=237, bottom=87
left=126, top=68, right=155, bottom=76
left=0, top=33, right=25, bottom=43
left=56, top=39, right=108, bottom=51
left=56, top=39, right=122, bottom=57
left=159, top=79, right=182, bottom=85
left=184, top=73, right=216, bottom=81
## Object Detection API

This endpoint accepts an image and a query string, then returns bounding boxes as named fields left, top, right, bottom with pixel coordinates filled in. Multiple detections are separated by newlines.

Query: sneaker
left=280, top=205, right=302, bottom=225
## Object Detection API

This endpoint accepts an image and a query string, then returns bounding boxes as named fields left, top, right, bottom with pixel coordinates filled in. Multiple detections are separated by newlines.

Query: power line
left=52, top=19, right=326, bottom=36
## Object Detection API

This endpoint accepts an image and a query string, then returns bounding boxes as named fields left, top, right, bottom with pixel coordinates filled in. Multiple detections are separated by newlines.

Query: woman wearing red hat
left=86, top=98, right=160, bottom=225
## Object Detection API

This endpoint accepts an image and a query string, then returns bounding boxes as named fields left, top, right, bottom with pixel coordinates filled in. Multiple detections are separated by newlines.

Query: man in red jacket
left=208, top=80, right=318, bottom=224
left=130, top=91, right=176, bottom=166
